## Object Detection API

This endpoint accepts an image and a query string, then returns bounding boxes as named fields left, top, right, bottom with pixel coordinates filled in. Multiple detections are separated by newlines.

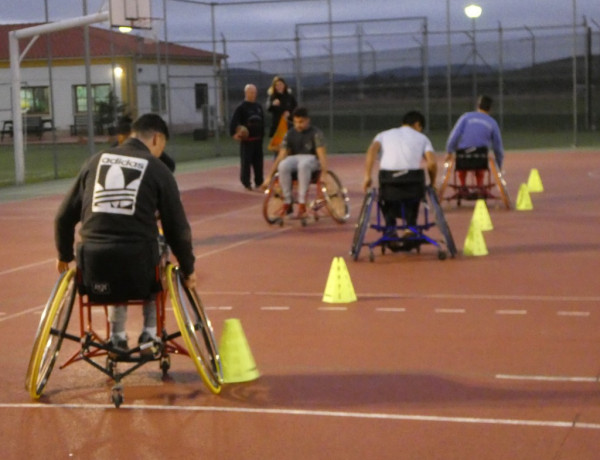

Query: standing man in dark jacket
left=55, top=113, right=196, bottom=351
left=230, top=84, right=265, bottom=190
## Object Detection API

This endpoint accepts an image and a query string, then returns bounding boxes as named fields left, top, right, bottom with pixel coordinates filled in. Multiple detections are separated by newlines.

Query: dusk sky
left=3, top=0, right=598, bottom=63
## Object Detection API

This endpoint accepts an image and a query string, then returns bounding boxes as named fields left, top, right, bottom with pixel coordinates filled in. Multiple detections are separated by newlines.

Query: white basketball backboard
left=109, top=0, right=152, bottom=30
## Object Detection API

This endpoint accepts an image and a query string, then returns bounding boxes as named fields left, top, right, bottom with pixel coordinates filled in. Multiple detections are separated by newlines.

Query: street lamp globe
left=464, top=4, right=482, bottom=19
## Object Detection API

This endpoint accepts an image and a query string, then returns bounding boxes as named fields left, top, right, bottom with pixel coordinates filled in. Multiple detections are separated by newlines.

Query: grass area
left=0, top=128, right=598, bottom=187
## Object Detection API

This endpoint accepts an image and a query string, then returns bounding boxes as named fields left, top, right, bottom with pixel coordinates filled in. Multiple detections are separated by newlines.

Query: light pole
left=464, top=3, right=482, bottom=104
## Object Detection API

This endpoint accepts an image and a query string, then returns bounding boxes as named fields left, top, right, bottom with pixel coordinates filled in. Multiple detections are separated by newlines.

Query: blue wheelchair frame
left=351, top=186, right=457, bottom=262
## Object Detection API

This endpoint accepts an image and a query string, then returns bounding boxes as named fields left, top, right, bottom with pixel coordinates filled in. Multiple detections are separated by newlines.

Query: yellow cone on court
left=463, top=223, right=488, bottom=256
left=527, top=168, right=544, bottom=192
left=515, top=183, right=534, bottom=211
left=322, top=257, right=357, bottom=303
left=471, top=199, right=493, bottom=231
left=218, top=318, right=259, bottom=383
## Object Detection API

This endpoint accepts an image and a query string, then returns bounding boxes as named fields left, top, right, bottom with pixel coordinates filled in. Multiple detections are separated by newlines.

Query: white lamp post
left=464, top=4, right=482, bottom=103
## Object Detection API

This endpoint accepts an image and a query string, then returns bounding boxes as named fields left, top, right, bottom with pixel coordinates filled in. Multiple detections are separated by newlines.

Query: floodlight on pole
left=464, top=3, right=482, bottom=104
left=464, top=4, right=482, bottom=19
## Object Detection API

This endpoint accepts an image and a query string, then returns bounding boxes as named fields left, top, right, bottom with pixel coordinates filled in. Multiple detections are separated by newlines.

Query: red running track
left=1, top=150, right=600, bottom=459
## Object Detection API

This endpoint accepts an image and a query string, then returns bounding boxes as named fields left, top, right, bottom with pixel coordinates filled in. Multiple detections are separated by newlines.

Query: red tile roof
left=0, top=23, right=221, bottom=62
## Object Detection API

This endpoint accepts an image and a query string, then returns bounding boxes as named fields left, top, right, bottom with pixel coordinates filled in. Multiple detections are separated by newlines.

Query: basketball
left=235, top=125, right=249, bottom=141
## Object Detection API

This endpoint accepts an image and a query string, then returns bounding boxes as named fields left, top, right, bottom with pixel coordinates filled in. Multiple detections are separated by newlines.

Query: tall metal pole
left=446, top=0, right=452, bottom=131
left=222, top=34, right=230, bottom=125
left=572, top=0, right=578, bottom=146
left=164, top=0, right=173, bottom=128
left=211, top=3, right=221, bottom=154
left=327, top=0, right=334, bottom=149
left=294, top=27, right=303, bottom=105
left=44, top=0, right=59, bottom=179
left=423, top=19, right=429, bottom=131
left=83, top=0, right=95, bottom=156
left=498, top=22, right=504, bottom=130
left=471, top=18, right=477, bottom=104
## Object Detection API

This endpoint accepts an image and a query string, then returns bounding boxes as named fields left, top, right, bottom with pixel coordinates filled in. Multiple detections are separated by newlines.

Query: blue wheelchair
left=350, top=170, right=457, bottom=262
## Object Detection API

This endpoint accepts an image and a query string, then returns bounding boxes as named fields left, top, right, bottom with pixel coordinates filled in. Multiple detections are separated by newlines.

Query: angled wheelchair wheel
left=167, top=264, right=223, bottom=394
left=25, top=268, right=76, bottom=399
left=427, top=187, right=457, bottom=258
left=489, top=158, right=511, bottom=209
left=438, top=157, right=454, bottom=200
left=262, top=174, right=285, bottom=224
left=321, top=171, right=350, bottom=223
left=350, top=189, right=376, bottom=261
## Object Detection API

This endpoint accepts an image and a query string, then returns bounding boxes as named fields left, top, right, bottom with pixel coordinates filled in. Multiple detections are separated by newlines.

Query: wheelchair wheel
left=262, top=174, right=285, bottom=224
left=321, top=171, right=350, bottom=223
left=427, top=187, right=457, bottom=258
left=350, top=189, right=376, bottom=261
left=166, top=264, right=223, bottom=394
left=489, top=158, right=511, bottom=209
left=25, top=268, right=76, bottom=399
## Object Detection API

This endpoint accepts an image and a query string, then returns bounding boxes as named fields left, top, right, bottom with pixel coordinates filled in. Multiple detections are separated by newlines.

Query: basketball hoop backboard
left=109, top=0, right=152, bottom=30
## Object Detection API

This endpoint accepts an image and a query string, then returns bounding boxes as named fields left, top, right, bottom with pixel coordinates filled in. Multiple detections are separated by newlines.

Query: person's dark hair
left=116, top=115, right=132, bottom=136
left=131, top=113, right=170, bottom=140
left=292, top=106, right=309, bottom=119
left=402, top=110, right=425, bottom=129
left=478, top=95, right=493, bottom=112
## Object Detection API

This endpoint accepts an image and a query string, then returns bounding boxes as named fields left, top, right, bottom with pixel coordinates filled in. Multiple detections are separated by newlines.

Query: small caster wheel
left=438, top=250, right=447, bottom=260
left=111, top=384, right=123, bottom=408
left=369, top=250, right=375, bottom=262
left=160, top=355, right=171, bottom=378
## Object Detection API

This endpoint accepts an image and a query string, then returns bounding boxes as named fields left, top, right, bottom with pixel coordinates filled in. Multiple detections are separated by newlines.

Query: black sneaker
left=108, top=336, right=128, bottom=358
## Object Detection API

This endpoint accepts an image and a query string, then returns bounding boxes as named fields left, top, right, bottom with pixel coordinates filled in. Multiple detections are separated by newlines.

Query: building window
left=21, top=86, right=50, bottom=114
left=151, top=84, right=166, bottom=113
left=195, top=83, right=208, bottom=110
left=73, top=84, right=111, bottom=113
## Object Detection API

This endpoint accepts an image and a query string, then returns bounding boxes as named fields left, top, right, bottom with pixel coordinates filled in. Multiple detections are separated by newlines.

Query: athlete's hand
left=184, top=271, right=197, bottom=289
left=56, top=260, right=70, bottom=273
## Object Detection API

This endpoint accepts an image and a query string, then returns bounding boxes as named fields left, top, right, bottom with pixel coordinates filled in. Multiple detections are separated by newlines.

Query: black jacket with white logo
left=55, top=138, right=195, bottom=276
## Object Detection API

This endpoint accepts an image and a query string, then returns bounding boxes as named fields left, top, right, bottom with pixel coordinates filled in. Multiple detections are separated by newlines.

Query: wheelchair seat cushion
left=378, top=169, right=425, bottom=201
left=455, top=147, right=489, bottom=170
left=76, top=239, right=160, bottom=303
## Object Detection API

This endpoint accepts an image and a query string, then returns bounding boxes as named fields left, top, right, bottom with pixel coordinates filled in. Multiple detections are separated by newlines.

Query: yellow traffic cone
left=527, top=168, right=544, bottom=193
left=218, top=318, right=259, bottom=383
left=322, top=257, right=357, bottom=303
left=463, top=222, right=488, bottom=256
left=471, top=199, right=493, bottom=231
left=515, top=183, right=533, bottom=211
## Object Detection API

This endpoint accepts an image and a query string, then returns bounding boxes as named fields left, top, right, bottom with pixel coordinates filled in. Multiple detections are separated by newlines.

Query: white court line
left=205, top=306, right=234, bottom=311
left=318, top=306, right=348, bottom=311
left=194, top=226, right=290, bottom=260
left=1, top=402, right=599, bottom=430
left=435, top=308, right=466, bottom=314
left=496, top=374, right=599, bottom=383
left=239, top=291, right=600, bottom=303
left=495, top=310, right=527, bottom=315
left=260, top=306, right=290, bottom=311
left=376, top=307, right=406, bottom=313
left=0, top=259, right=54, bottom=276
left=0, top=305, right=44, bottom=323
left=557, top=311, right=590, bottom=317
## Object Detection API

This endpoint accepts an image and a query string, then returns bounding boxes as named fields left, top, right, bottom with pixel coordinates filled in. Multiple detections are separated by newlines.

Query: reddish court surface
left=1, top=149, right=600, bottom=459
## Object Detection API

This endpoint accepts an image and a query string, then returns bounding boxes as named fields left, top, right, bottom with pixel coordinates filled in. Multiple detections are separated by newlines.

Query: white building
left=0, top=23, right=224, bottom=136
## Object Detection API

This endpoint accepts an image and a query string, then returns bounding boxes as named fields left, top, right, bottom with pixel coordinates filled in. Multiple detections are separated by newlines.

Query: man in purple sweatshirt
left=445, top=95, right=504, bottom=188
